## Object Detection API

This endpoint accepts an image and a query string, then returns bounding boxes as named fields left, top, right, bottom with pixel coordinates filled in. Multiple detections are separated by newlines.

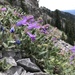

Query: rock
left=13, top=72, right=19, bottom=75
left=2, top=50, right=15, bottom=57
left=5, top=57, right=17, bottom=67
left=14, top=50, right=22, bottom=60
left=53, top=39, right=72, bottom=52
left=23, top=72, right=34, bottom=75
left=0, top=57, right=17, bottom=71
left=21, top=70, right=27, bottom=75
left=0, top=51, right=2, bottom=58
left=6, top=57, right=17, bottom=66
left=0, top=72, right=7, bottom=75
left=2, top=49, right=22, bottom=60
left=21, top=71, right=49, bottom=75
left=33, top=72, right=49, bottom=75
left=8, top=0, right=21, bottom=6
left=17, top=58, right=41, bottom=72
left=24, top=0, right=38, bottom=8
left=6, top=66, right=24, bottom=75
left=0, top=0, right=10, bottom=5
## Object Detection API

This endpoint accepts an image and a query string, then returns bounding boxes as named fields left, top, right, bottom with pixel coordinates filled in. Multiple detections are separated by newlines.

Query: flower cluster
left=1, top=6, right=75, bottom=74
left=0, top=7, right=49, bottom=47
left=9, top=14, right=49, bottom=43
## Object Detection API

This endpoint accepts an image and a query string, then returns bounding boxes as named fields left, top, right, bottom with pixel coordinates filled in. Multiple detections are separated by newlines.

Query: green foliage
left=41, top=7, right=75, bottom=45
left=0, top=5, right=75, bottom=75
left=66, top=35, right=74, bottom=45
left=21, top=0, right=29, bottom=14
left=0, top=59, right=11, bottom=71
left=54, top=9, right=61, bottom=30
left=61, top=32, right=66, bottom=41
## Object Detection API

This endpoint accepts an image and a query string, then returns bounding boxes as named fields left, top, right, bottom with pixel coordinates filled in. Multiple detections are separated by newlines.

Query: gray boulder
left=6, top=57, right=17, bottom=66
left=0, top=72, right=7, bottom=75
left=17, top=58, right=41, bottom=72
left=2, top=49, right=22, bottom=60
left=0, top=56, right=17, bottom=71
left=0, top=51, right=2, bottom=58
left=21, top=71, right=49, bottom=75
left=14, top=50, right=22, bottom=60
left=6, top=66, right=24, bottom=75
left=33, top=72, right=49, bottom=75
left=2, top=50, right=15, bottom=57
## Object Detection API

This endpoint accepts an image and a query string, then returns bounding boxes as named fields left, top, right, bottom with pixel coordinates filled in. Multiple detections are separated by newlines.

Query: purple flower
left=70, top=46, right=75, bottom=53
left=40, top=25, right=49, bottom=34
left=16, top=15, right=34, bottom=26
left=22, top=15, right=35, bottom=24
left=70, top=61, right=73, bottom=65
left=27, top=22, right=40, bottom=30
left=28, top=18, right=35, bottom=24
left=13, top=11, right=21, bottom=17
left=22, top=16, right=27, bottom=19
left=70, top=55, right=75, bottom=61
left=1, top=7, right=7, bottom=11
left=27, top=32, right=36, bottom=41
left=16, top=20, right=22, bottom=26
left=37, top=19, right=43, bottom=23
left=15, top=39, right=21, bottom=45
left=37, top=17, right=43, bottom=23
left=16, top=19, right=27, bottom=26
left=26, top=15, right=34, bottom=21
left=40, top=27, right=47, bottom=34
left=69, top=54, right=75, bottom=65
left=10, top=27, right=15, bottom=33
left=51, top=37, right=57, bottom=41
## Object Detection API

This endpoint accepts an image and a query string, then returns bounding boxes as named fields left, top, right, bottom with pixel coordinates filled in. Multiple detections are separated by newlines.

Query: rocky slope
left=0, top=23, right=72, bottom=75
left=0, top=0, right=74, bottom=75
left=13, top=0, right=75, bottom=45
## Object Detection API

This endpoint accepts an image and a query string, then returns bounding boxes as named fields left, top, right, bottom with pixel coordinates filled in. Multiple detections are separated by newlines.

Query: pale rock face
left=0, top=72, right=7, bottom=75
left=0, top=0, right=52, bottom=23
left=24, top=0, right=39, bottom=8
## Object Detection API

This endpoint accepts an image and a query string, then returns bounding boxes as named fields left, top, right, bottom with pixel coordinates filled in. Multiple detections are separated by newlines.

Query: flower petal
left=27, top=32, right=36, bottom=41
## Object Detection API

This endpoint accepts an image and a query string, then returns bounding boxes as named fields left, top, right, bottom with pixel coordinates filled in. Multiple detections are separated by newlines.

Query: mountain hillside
left=0, top=0, right=75, bottom=75
left=0, top=0, right=74, bottom=58
left=63, top=10, right=75, bottom=15
left=40, top=7, right=75, bottom=45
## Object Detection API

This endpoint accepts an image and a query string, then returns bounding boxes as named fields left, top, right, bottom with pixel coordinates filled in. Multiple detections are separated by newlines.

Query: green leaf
left=2, top=59, right=12, bottom=71
left=8, top=41, right=15, bottom=44
left=39, top=50, right=47, bottom=55
left=8, top=45, right=16, bottom=48
left=2, top=42, right=8, bottom=48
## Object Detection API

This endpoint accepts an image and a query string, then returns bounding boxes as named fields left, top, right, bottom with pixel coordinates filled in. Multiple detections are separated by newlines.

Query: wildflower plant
left=0, top=5, right=75, bottom=75
left=0, top=5, right=50, bottom=57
